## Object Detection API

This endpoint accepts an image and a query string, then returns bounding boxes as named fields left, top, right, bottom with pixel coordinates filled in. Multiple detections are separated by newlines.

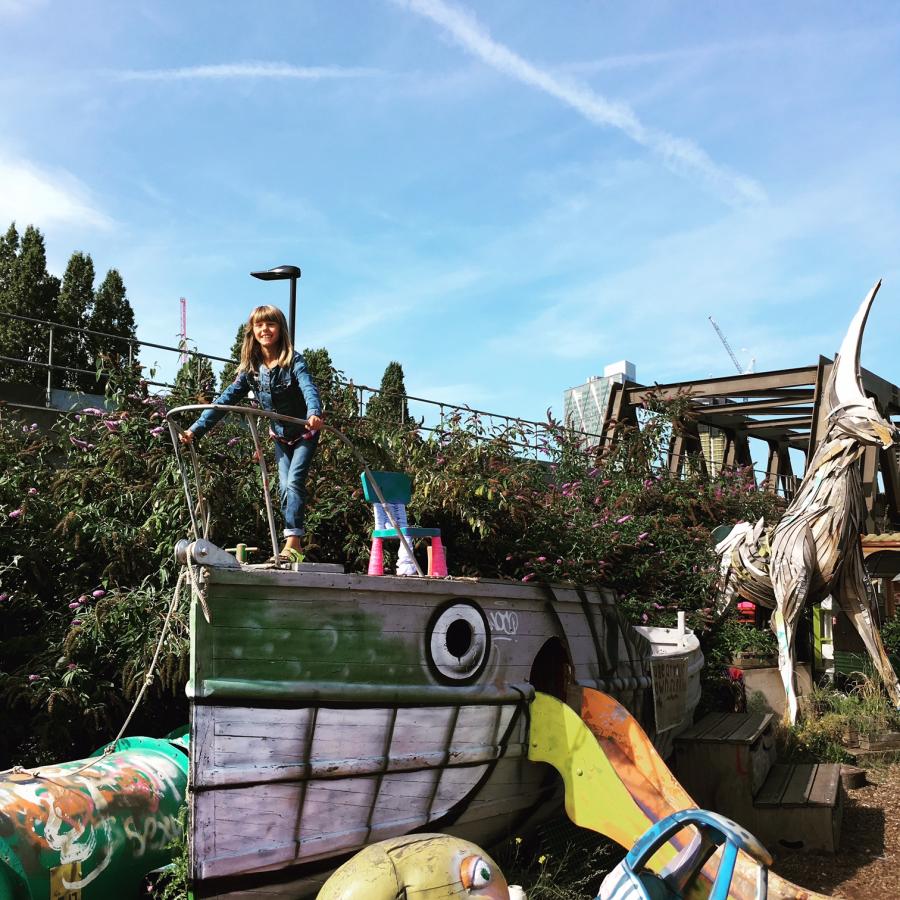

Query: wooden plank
left=211, top=658, right=427, bottom=683
left=755, top=763, right=794, bottom=807
left=807, top=764, right=841, bottom=807
left=676, top=711, right=729, bottom=742
left=204, top=566, right=555, bottom=602
left=781, top=764, right=817, bottom=807
left=697, top=713, right=748, bottom=742
left=214, top=706, right=313, bottom=737
left=728, top=712, right=773, bottom=745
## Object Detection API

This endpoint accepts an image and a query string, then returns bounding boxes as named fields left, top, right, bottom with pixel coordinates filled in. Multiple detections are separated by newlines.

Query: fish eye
left=461, top=854, right=492, bottom=890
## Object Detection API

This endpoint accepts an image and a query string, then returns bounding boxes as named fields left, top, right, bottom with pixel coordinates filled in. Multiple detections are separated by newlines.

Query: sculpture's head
left=317, top=834, right=511, bottom=900
left=825, top=280, right=900, bottom=449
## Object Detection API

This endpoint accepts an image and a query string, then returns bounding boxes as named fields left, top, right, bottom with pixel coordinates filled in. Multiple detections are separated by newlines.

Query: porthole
left=427, top=601, right=490, bottom=683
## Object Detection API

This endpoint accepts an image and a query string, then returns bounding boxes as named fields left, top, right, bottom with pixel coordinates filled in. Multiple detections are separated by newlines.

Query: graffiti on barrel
left=0, top=735, right=188, bottom=898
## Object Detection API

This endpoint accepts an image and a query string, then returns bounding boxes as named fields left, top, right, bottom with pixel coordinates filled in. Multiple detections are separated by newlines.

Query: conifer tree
left=172, top=354, right=216, bottom=405
left=219, top=323, right=246, bottom=391
left=0, top=225, right=60, bottom=384
left=366, top=360, right=410, bottom=426
left=0, top=223, right=18, bottom=298
left=89, top=269, right=137, bottom=378
left=0, top=223, right=20, bottom=383
left=55, top=252, right=95, bottom=390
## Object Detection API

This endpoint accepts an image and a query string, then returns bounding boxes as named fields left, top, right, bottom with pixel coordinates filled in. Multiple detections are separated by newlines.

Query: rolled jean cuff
left=283, top=528, right=305, bottom=538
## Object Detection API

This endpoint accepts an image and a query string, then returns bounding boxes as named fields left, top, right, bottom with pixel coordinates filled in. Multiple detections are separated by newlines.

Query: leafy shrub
left=705, top=618, right=777, bottom=667
left=0, top=366, right=784, bottom=766
left=881, top=613, right=900, bottom=657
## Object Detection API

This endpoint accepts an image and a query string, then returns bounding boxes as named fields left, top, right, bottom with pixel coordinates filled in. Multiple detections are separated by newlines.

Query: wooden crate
left=674, top=711, right=776, bottom=819
left=753, top=762, right=843, bottom=852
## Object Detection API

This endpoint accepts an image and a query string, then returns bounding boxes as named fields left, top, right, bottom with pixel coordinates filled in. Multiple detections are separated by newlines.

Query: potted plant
left=720, top=620, right=779, bottom=669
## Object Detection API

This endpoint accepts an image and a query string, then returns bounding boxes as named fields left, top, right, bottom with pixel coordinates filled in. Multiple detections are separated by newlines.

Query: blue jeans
left=273, top=433, right=318, bottom=538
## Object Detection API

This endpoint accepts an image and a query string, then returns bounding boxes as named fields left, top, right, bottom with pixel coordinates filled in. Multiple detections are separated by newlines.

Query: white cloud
left=564, top=25, right=900, bottom=75
left=0, top=155, right=112, bottom=230
left=117, top=62, right=382, bottom=82
left=393, top=0, right=766, bottom=207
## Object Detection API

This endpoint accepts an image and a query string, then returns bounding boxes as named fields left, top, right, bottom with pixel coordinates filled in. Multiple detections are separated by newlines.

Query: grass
left=781, top=674, right=900, bottom=764
left=494, top=817, right=624, bottom=899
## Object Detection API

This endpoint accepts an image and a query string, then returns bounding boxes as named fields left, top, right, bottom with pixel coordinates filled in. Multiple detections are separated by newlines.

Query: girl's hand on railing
left=308, top=414, right=324, bottom=431
left=179, top=430, right=194, bottom=445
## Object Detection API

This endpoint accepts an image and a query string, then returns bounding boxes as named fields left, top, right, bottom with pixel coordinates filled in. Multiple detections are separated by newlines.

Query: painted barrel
left=0, top=734, right=188, bottom=900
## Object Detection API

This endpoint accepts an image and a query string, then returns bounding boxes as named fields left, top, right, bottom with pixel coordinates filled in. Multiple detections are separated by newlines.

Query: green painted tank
left=0, top=733, right=188, bottom=899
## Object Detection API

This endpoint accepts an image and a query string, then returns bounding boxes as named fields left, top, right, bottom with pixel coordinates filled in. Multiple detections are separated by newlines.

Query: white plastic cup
left=508, top=886, right=527, bottom=900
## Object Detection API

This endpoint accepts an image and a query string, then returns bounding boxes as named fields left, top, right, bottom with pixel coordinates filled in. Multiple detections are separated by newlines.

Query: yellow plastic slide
left=528, top=689, right=826, bottom=900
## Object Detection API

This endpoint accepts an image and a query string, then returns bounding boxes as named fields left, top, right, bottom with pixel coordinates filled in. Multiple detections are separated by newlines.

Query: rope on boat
left=0, top=562, right=205, bottom=779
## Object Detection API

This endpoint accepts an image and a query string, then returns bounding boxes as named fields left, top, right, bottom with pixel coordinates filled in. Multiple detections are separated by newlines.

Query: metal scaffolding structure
left=599, top=357, right=900, bottom=532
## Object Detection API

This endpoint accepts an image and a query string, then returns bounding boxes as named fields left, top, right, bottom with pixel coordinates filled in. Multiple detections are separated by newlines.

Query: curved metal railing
left=165, top=404, right=425, bottom=574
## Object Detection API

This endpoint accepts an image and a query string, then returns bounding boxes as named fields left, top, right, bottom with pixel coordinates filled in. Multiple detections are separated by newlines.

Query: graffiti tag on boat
left=488, top=610, right=518, bottom=638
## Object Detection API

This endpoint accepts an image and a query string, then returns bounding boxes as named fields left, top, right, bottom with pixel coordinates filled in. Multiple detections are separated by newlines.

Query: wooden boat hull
left=188, top=567, right=701, bottom=898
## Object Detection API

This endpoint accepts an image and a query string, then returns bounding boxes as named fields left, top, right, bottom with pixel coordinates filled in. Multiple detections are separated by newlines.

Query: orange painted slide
left=528, top=689, right=826, bottom=900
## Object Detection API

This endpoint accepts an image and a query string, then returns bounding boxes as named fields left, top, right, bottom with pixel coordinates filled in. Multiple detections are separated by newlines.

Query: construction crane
left=178, top=297, right=188, bottom=364
left=708, top=316, right=754, bottom=375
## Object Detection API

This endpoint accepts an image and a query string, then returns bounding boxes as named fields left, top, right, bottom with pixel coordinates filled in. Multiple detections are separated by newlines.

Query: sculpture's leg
left=713, top=565, right=741, bottom=622
left=770, top=521, right=816, bottom=724
left=771, top=608, right=800, bottom=724
left=833, top=553, right=900, bottom=709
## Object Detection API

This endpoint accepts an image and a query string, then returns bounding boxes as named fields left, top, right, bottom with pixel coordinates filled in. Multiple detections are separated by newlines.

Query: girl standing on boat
left=181, top=305, right=323, bottom=561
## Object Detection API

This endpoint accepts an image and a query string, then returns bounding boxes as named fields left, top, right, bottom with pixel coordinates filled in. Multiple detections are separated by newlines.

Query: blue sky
left=2, top=0, right=899, bottom=424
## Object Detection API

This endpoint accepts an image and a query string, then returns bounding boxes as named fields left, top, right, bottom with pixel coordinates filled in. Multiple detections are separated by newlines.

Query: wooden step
left=752, top=762, right=843, bottom=852
left=755, top=762, right=840, bottom=808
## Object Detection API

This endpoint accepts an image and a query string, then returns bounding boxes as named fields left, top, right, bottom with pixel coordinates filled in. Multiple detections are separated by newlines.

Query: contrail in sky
left=394, top=0, right=766, bottom=206
left=118, top=63, right=381, bottom=81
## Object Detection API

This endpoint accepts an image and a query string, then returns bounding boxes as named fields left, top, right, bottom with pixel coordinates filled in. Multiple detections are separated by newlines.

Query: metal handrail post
left=166, top=420, right=200, bottom=539
left=188, top=444, right=211, bottom=539
left=246, top=416, right=281, bottom=565
left=46, top=325, right=54, bottom=407
left=166, top=404, right=426, bottom=576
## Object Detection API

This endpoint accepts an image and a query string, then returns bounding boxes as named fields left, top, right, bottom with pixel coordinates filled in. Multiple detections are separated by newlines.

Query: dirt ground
left=769, top=762, right=900, bottom=899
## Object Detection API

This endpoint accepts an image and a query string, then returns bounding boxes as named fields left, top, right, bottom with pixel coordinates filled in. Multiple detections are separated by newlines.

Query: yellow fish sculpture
left=317, top=834, right=511, bottom=900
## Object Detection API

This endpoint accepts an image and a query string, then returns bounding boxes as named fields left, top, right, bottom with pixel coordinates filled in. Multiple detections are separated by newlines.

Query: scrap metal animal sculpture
left=716, top=281, right=900, bottom=722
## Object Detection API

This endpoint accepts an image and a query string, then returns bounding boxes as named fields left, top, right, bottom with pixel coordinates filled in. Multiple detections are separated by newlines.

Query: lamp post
left=250, top=265, right=301, bottom=345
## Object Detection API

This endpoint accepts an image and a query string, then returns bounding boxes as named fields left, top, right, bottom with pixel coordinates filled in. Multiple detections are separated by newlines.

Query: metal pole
left=46, top=326, right=54, bottom=407
left=247, top=416, right=281, bottom=566
left=289, top=277, right=297, bottom=346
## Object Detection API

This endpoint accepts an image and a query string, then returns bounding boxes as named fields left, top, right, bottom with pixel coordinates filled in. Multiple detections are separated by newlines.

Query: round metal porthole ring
left=428, top=601, right=490, bottom=683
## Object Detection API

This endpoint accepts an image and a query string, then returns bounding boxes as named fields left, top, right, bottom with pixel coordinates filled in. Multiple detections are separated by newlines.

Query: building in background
left=564, top=360, right=636, bottom=448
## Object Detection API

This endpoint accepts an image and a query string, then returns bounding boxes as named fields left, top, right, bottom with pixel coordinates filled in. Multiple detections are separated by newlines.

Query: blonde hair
left=238, top=305, right=294, bottom=373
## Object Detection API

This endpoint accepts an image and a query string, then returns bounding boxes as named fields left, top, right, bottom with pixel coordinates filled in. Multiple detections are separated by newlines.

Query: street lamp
left=250, top=265, right=301, bottom=346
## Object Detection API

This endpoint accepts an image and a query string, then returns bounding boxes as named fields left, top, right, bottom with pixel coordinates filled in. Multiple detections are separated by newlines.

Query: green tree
left=0, top=222, right=18, bottom=297
left=301, top=347, right=359, bottom=420
left=0, top=223, right=21, bottom=382
left=219, top=323, right=246, bottom=391
left=366, top=360, right=411, bottom=427
left=171, top=354, right=216, bottom=405
left=55, top=252, right=95, bottom=390
left=89, top=269, right=137, bottom=385
left=0, top=225, right=60, bottom=384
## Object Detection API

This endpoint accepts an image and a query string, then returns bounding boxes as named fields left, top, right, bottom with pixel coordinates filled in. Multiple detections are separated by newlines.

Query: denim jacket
left=188, top=351, right=322, bottom=442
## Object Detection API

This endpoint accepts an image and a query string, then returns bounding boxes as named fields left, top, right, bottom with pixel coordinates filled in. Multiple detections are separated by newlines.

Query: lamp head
left=250, top=265, right=301, bottom=281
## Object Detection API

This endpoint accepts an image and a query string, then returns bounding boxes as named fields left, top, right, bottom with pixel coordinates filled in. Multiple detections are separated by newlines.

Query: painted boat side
left=188, top=569, right=695, bottom=898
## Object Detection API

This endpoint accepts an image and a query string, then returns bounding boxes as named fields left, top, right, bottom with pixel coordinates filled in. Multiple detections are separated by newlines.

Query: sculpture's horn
left=830, top=279, right=881, bottom=410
